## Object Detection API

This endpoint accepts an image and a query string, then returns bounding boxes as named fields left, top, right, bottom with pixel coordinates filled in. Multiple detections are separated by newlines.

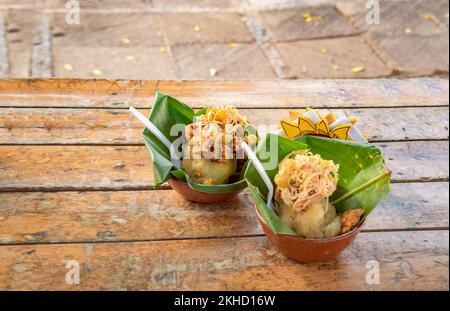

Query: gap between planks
left=0, top=104, right=448, bottom=110
left=1, top=182, right=447, bottom=245
left=0, top=179, right=448, bottom=193
left=0, top=138, right=448, bottom=146
left=0, top=228, right=448, bottom=248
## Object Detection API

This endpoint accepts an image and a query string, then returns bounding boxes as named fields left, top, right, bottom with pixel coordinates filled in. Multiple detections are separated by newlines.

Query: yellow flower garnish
left=229, top=42, right=239, bottom=48
left=280, top=109, right=366, bottom=142
left=159, top=47, right=167, bottom=53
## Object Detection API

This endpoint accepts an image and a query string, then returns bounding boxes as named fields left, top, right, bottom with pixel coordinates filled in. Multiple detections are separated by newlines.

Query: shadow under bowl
left=255, top=205, right=365, bottom=263
left=168, top=178, right=244, bottom=204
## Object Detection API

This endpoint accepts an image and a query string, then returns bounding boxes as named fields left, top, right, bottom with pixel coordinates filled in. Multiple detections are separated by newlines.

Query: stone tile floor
left=0, top=0, right=448, bottom=80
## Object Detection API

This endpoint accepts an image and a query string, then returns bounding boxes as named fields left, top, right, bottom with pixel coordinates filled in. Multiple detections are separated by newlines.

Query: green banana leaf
left=244, top=134, right=391, bottom=236
left=142, top=92, right=250, bottom=193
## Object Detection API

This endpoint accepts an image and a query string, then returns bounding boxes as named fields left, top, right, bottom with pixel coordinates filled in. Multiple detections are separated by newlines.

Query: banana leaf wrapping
left=143, top=92, right=253, bottom=193
left=244, top=134, right=391, bottom=236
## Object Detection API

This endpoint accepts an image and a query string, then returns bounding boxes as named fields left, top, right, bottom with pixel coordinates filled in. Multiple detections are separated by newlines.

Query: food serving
left=139, top=92, right=257, bottom=202
left=274, top=150, right=364, bottom=239
left=244, top=131, right=390, bottom=261
left=182, top=106, right=256, bottom=185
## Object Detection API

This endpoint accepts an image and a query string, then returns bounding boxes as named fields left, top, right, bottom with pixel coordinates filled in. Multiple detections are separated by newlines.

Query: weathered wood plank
left=0, top=145, right=150, bottom=190
left=380, top=140, right=449, bottom=182
left=0, top=231, right=447, bottom=290
left=0, top=79, right=158, bottom=96
left=157, top=79, right=450, bottom=108
left=0, top=78, right=448, bottom=108
left=0, top=141, right=447, bottom=191
left=0, top=183, right=447, bottom=244
left=0, top=107, right=448, bottom=144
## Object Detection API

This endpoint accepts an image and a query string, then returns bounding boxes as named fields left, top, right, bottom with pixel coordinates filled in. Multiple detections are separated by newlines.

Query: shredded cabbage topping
left=274, top=150, right=339, bottom=212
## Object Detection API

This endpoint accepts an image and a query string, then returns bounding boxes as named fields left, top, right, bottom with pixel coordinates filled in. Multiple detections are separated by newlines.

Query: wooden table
left=0, top=78, right=448, bottom=290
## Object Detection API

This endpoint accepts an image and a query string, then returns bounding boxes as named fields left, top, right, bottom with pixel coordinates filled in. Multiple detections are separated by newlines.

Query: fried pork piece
left=340, top=208, right=365, bottom=234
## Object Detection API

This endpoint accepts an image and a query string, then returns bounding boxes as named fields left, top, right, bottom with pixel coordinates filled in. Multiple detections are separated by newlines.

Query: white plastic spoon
left=241, top=141, right=275, bottom=212
left=128, top=106, right=181, bottom=169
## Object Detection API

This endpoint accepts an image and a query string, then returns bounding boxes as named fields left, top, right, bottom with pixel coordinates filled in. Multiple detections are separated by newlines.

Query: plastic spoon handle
left=241, top=142, right=274, bottom=211
left=128, top=106, right=181, bottom=169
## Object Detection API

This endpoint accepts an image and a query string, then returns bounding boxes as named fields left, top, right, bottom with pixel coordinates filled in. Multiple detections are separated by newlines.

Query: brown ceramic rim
left=254, top=204, right=366, bottom=241
left=168, top=178, right=244, bottom=203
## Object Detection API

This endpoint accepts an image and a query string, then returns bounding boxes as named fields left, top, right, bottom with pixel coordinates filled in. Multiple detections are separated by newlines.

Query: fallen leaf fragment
left=352, top=66, right=366, bottom=73
left=92, top=69, right=103, bottom=75
left=209, top=68, right=217, bottom=76
left=64, top=64, right=74, bottom=71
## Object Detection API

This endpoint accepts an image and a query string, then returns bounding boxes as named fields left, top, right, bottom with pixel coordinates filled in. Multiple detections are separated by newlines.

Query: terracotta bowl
left=168, top=178, right=244, bottom=204
left=255, top=205, right=365, bottom=262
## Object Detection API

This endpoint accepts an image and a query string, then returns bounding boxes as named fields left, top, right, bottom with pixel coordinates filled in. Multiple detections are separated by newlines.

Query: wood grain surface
left=0, top=141, right=448, bottom=191
left=0, top=231, right=447, bottom=290
left=0, top=183, right=447, bottom=245
left=0, top=78, right=448, bottom=291
left=0, top=107, right=448, bottom=144
left=0, top=78, right=448, bottom=108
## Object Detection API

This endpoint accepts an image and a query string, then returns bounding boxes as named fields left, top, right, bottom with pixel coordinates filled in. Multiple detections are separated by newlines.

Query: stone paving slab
left=348, top=0, right=447, bottom=36
left=276, top=36, right=392, bottom=78
left=51, top=13, right=165, bottom=47
left=0, top=0, right=35, bottom=8
left=151, top=0, right=242, bottom=10
left=335, top=0, right=368, bottom=17
left=0, top=12, right=7, bottom=77
left=368, top=32, right=449, bottom=76
left=427, top=0, right=450, bottom=29
left=4, top=9, right=39, bottom=77
left=160, top=12, right=253, bottom=44
left=5, top=9, right=37, bottom=47
left=53, top=46, right=177, bottom=80
left=171, top=42, right=276, bottom=79
left=259, top=6, right=359, bottom=42
left=0, top=0, right=448, bottom=79
left=42, top=0, right=152, bottom=9
left=338, top=0, right=449, bottom=76
left=246, top=0, right=338, bottom=10
left=43, top=0, right=243, bottom=10
left=6, top=48, right=30, bottom=78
